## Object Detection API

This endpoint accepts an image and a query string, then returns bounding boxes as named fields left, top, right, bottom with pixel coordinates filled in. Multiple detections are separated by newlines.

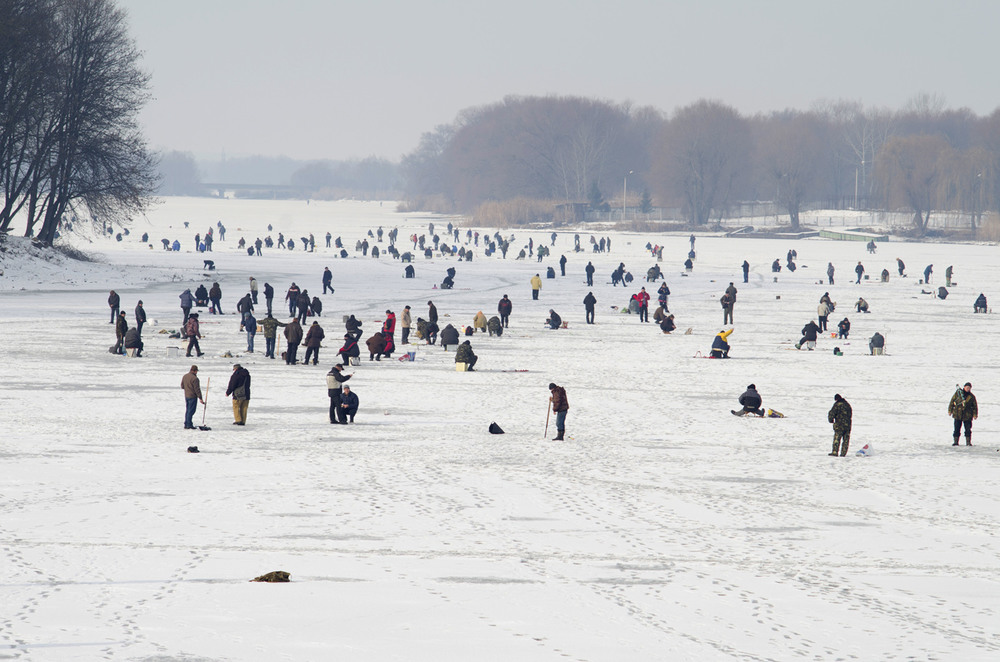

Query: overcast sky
left=125, top=0, right=1000, bottom=162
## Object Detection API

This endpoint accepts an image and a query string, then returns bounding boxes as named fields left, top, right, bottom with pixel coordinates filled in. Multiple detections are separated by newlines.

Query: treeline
left=156, top=153, right=401, bottom=200
left=0, top=0, right=157, bottom=245
left=401, top=94, right=1000, bottom=233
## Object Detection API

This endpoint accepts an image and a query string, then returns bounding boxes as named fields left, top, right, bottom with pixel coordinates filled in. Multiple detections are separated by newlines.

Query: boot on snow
left=966, top=434, right=973, bottom=446
left=839, top=442, right=850, bottom=457
left=553, top=430, right=565, bottom=441
left=952, top=436, right=960, bottom=446
left=829, top=442, right=840, bottom=457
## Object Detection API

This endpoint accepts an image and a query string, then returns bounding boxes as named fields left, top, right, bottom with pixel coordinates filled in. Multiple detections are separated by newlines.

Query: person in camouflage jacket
left=259, top=314, right=286, bottom=359
left=948, top=382, right=978, bottom=446
left=827, top=394, right=853, bottom=456
left=455, top=340, right=477, bottom=371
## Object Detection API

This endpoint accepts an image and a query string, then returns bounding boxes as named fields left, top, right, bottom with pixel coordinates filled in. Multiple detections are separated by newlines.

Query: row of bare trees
left=402, top=94, right=1000, bottom=233
left=0, top=0, right=157, bottom=245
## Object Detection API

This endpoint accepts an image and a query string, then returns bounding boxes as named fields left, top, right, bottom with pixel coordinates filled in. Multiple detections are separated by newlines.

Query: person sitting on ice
left=796, top=320, right=820, bottom=350
left=771, top=259, right=781, bottom=273
left=869, top=332, right=885, bottom=356
left=837, top=317, right=850, bottom=339
left=733, top=384, right=765, bottom=417
left=710, top=329, right=732, bottom=358
left=439, top=323, right=460, bottom=349
left=937, top=286, right=949, bottom=300
left=974, top=293, right=988, bottom=313
left=455, top=340, right=477, bottom=371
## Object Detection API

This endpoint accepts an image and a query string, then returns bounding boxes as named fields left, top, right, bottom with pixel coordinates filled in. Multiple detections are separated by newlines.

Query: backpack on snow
left=488, top=422, right=505, bottom=435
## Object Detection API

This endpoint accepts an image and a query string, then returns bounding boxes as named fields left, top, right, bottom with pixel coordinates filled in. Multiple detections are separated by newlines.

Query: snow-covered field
left=2, top=197, right=999, bottom=661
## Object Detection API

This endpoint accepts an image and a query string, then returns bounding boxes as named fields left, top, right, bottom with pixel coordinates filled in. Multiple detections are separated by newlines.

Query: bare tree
left=755, top=112, right=827, bottom=230
left=876, top=134, right=950, bottom=234
left=654, top=100, right=751, bottom=226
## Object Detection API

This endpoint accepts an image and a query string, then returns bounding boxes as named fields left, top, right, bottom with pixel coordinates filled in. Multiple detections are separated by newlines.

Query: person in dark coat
left=310, top=296, right=323, bottom=317
left=263, top=282, right=274, bottom=316
left=585, top=261, right=595, bottom=286
left=659, top=314, right=675, bottom=334
left=326, top=364, right=352, bottom=423
left=338, top=334, right=360, bottom=365
left=547, top=309, right=562, bottom=329
left=122, top=327, right=143, bottom=357
left=226, top=363, right=252, bottom=425
left=427, top=300, right=438, bottom=326
left=583, top=292, right=597, bottom=324
left=237, top=293, right=254, bottom=325
left=797, top=320, right=820, bottom=350
left=134, top=300, right=146, bottom=336
left=113, top=311, right=128, bottom=354
left=733, top=384, right=764, bottom=417
left=948, top=382, right=978, bottom=446
left=209, top=282, right=223, bottom=314
left=440, top=324, right=460, bottom=350
left=855, top=262, right=866, bottom=283
left=184, top=314, right=203, bottom=357
left=771, top=259, right=781, bottom=273
left=828, top=394, right=853, bottom=456
left=742, top=260, right=750, bottom=283
left=923, top=264, right=933, bottom=283
left=455, top=340, right=477, bottom=370
left=337, top=385, right=359, bottom=423
left=869, top=332, right=885, bottom=355
left=896, top=257, right=905, bottom=276
left=366, top=331, right=386, bottom=360
left=304, top=321, right=325, bottom=365
left=322, top=267, right=333, bottom=294
left=296, top=289, right=311, bottom=323
left=193, top=284, right=208, bottom=307
left=345, top=315, right=363, bottom=341
left=284, top=318, right=303, bottom=364
left=243, top=311, right=257, bottom=353
left=108, top=290, right=120, bottom=324
left=837, top=317, right=850, bottom=339
left=497, top=295, right=512, bottom=328
left=974, top=293, right=988, bottom=313
left=559, top=254, right=567, bottom=276
left=549, top=383, right=569, bottom=440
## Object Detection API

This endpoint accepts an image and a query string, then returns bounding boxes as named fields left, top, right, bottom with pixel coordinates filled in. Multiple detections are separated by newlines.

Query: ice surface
left=1, top=198, right=998, bottom=660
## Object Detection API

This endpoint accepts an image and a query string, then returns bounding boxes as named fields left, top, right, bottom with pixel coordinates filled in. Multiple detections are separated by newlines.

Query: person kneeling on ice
left=856, top=297, right=869, bottom=313
left=546, top=309, right=562, bottom=329
left=733, top=384, right=765, bottom=417
left=710, top=329, right=733, bottom=358
left=869, top=332, right=885, bottom=355
left=487, top=315, right=503, bottom=337
left=974, top=293, right=988, bottom=313
left=337, top=385, right=359, bottom=424
left=796, top=320, right=820, bottom=350
left=837, top=317, right=850, bottom=339
left=827, top=394, right=853, bottom=456
left=660, top=313, right=676, bottom=334
left=455, top=340, right=477, bottom=371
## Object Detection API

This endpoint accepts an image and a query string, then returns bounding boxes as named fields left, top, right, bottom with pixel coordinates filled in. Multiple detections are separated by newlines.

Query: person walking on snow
left=827, top=262, right=835, bottom=285
left=181, top=365, right=205, bottom=430
left=948, top=382, right=978, bottom=446
left=855, top=262, right=865, bottom=284
left=185, top=313, right=203, bottom=357
left=549, top=383, right=569, bottom=440
left=827, top=394, right=853, bottom=456
left=742, top=260, right=750, bottom=283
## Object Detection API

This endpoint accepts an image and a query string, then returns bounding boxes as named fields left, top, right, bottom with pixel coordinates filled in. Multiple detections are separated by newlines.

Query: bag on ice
left=855, top=443, right=872, bottom=457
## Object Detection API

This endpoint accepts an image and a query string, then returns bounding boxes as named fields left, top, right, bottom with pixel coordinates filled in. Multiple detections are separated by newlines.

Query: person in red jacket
left=636, top=287, right=650, bottom=322
left=382, top=309, right=397, bottom=356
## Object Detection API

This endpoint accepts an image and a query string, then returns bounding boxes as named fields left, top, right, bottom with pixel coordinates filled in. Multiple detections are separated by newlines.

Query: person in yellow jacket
left=710, top=328, right=733, bottom=358
left=530, top=273, right=542, bottom=300
left=473, top=310, right=487, bottom=332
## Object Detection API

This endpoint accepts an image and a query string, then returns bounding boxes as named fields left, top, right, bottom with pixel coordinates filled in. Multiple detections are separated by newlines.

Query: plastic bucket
left=407, top=351, right=416, bottom=361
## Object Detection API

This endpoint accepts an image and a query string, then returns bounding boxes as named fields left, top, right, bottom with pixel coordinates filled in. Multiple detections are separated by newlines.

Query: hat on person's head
left=233, top=364, right=241, bottom=369
left=334, top=364, right=343, bottom=370
left=965, top=382, right=972, bottom=388
left=404, top=305, right=410, bottom=309
left=138, top=300, right=143, bottom=304
left=748, top=384, right=756, bottom=390
left=386, top=309, right=392, bottom=314
left=834, top=394, right=843, bottom=401
left=548, top=383, right=557, bottom=390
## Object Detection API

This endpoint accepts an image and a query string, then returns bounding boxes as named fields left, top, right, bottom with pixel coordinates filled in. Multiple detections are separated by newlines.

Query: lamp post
left=623, top=170, right=633, bottom=221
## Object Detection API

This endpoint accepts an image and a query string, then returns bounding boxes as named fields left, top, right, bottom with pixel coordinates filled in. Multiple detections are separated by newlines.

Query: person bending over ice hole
left=487, top=316, right=503, bottom=337
left=366, top=331, right=386, bottom=361
left=733, top=384, right=764, bottom=417
left=455, top=340, right=478, bottom=371
left=439, top=323, right=459, bottom=349
left=855, top=297, right=869, bottom=313
left=710, top=329, right=732, bottom=358
left=338, top=334, right=360, bottom=365
left=796, top=320, right=820, bottom=350
left=546, top=309, right=562, bottom=329
left=837, top=317, right=850, bottom=339
left=337, top=385, right=359, bottom=424
left=869, top=332, right=885, bottom=355
left=974, top=293, right=988, bottom=313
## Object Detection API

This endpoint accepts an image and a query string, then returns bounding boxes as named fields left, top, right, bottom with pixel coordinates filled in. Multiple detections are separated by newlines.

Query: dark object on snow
left=489, top=422, right=505, bottom=434
left=250, top=571, right=290, bottom=583
left=187, top=446, right=200, bottom=453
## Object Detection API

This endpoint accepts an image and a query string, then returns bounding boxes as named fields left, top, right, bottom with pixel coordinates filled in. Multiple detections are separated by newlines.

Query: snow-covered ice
left=1, top=197, right=999, bottom=660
